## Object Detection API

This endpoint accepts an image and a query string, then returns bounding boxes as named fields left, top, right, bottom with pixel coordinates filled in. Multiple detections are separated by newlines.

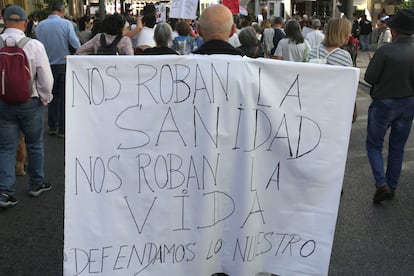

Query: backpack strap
left=100, top=33, right=122, bottom=49
left=325, top=47, right=340, bottom=60
left=0, top=36, right=31, bottom=48
left=100, top=33, right=107, bottom=47
left=110, top=35, right=122, bottom=47
left=17, top=37, right=31, bottom=48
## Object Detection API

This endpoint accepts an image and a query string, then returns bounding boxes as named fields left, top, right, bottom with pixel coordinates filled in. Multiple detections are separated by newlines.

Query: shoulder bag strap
left=325, top=47, right=340, bottom=60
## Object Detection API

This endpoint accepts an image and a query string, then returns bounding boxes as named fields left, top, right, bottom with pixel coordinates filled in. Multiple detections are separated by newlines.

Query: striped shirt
left=308, top=44, right=353, bottom=67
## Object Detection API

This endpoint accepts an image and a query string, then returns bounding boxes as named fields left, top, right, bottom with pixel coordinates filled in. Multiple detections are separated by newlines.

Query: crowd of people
left=0, top=0, right=413, bottom=222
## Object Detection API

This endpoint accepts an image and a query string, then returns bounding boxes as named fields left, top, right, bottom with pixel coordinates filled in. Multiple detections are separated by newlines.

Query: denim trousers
left=359, top=34, right=369, bottom=50
left=366, top=97, right=414, bottom=190
left=49, top=64, right=66, bottom=134
left=0, top=98, right=45, bottom=195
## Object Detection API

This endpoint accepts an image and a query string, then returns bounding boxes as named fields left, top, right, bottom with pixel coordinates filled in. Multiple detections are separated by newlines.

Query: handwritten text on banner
left=64, top=55, right=359, bottom=276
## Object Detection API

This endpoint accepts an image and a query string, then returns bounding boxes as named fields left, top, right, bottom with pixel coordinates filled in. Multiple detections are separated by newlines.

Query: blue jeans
left=49, top=64, right=66, bottom=134
left=0, top=98, right=45, bottom=195
left=359, top=34, right=369, bottom=50
left=366, top=97, right=414, bottom=190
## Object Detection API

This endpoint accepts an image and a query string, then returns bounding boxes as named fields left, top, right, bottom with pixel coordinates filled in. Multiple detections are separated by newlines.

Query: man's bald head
left=197, top=4, right=236, bottom=42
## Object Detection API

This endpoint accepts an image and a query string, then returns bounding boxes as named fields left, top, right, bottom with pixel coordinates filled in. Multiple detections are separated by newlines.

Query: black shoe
left=28, top=182, right=52, bottom=197
left=0, top=193, right=18, bottom=207
left=388, top=190, right=395, bottom=200
left=48, top=129, right=57, bottom=136
left=373, top=184, right=393, bottom=203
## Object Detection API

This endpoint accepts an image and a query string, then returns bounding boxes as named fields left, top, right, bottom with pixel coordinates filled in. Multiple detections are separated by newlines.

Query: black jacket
left=193, top=40, right=244, bottom=56
left=365, top=35, right=414, bottom=99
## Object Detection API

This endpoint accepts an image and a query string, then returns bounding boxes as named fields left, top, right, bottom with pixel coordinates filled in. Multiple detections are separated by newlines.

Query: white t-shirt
left=133, top=26, right=156, bottom=48
left=377, top=28, right=392, bottom=49
left=228, top=32, right=241, bottom=48
left=305, top=30, right=325, bottom=49
left=274, top=38, right=310, bottom=62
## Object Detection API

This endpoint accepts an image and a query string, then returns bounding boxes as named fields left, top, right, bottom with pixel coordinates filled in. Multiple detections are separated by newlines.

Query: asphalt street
left=1, top=51, right=413, bottom=275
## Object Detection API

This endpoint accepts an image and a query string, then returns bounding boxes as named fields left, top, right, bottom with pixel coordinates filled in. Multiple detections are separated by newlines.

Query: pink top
left=75, top=33, right=134, bottom=55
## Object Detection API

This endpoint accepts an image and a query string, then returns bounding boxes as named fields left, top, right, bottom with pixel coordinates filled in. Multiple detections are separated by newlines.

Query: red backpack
left=0, top=36, right=32, bottom=104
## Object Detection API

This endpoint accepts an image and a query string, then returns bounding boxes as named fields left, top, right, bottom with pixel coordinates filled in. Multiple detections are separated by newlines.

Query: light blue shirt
left=35, top=14, right=80, bottom=65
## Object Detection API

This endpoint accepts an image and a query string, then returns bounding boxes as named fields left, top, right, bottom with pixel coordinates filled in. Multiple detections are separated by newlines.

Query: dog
left=15, top=132, right=27, bottom=176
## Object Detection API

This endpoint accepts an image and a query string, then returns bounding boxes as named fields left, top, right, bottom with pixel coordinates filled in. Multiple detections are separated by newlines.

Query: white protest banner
left=155, top=3, right=166, bottom=23
left=169, top=0, right=198, bottom=19
left=64, top=55, right=359, bottom=276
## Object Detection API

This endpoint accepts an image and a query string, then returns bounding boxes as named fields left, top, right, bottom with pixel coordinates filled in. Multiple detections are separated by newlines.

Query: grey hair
left=153, top=22, right=173, bottom=47
left=238, top=26, right=258, bottom=46
left=312, top=19, right=321, bottom=29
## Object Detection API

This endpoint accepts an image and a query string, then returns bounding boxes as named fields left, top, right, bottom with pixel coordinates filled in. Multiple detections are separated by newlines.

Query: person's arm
left=272, top=41, right=283, bottom=59
left=123, top=16, right=143, bottom=38
left=364, top=50, right=385, bottom=85
left=75, top=34, right=96, bottom=55
left=34, top=42, right=54, bottom=105
left=68, top=20, right=81, bottom=50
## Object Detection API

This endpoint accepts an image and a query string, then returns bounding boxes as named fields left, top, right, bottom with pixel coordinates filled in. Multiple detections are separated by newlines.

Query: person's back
left=273, top=19, right=310, bottom=62
left=133, top=4, right=156, bottom=51
left=76, top=13, right=134, bottom=55
left=35, top=1, right=80, bottom=65
left=261, top=27, right=274, bottom=56
left=34, top=0, right=80, bottom=138
left=271, top=16, right=286, bottom=55
left=193, top=4, right=244, bottom=56
left=305, top=19, right=324, bottom=49
left=364, top=9, right=414, bottom=203
left=237, top=26, right=265, bottom=58
left=308, top=44, right=352, bottom=66
left=172, top=20, right=196, bottom=55
left=365, top=31, right=414, bottom=99
left=0, top=5, right=54, bottom=208
left=142, top=22, right=178, bottom=55
left=307, top=18, right=353, bottom=67
left=359, top=15, right=372, bottom=50
left=377, top=16, right=392, bottom=49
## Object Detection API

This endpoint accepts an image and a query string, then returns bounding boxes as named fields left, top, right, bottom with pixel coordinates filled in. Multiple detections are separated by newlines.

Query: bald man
left=193, top=4, right=244, bottom=55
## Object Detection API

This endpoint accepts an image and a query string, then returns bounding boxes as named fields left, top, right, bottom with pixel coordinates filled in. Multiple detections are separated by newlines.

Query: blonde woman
left=307, top=17, right=353, bottom=66
left=308, top=17, right=357, bottom=125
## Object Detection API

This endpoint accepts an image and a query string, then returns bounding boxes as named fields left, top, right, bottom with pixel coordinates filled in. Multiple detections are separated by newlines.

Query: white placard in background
left=169, top=0, right=199, bottom=19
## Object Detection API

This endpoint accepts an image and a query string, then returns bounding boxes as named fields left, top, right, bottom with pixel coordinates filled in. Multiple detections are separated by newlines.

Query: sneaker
left=28, top=182, right=52, bottom=197
left=373, top=184, right=393, bottom=203
left=0, top=193, right=18, bottom=208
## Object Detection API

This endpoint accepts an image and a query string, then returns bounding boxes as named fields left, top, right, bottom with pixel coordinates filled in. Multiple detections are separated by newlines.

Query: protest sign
left=64, top=55, right=359, bottom=276
left=169, top=0, right=198, bottom=19
left=155, top=3, right=166, bottom=23
left=223, top=0, right=240, bottom=14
